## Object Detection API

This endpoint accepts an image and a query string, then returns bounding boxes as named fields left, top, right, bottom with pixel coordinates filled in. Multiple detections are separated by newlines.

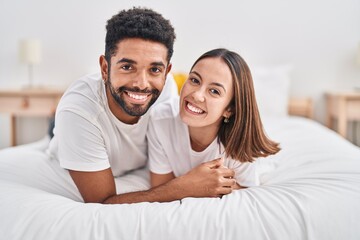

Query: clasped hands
left=177, top=157, right=238, bottom=199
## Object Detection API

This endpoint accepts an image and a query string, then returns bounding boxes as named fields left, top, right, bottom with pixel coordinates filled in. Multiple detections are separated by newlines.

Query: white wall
left=1, top=0, right=360, bottom=148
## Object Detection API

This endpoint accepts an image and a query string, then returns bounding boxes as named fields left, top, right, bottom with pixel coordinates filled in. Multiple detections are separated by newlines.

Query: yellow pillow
left=172, top=72, right=188, bottom=95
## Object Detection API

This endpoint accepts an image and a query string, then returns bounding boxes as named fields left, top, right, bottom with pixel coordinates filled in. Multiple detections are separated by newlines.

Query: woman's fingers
left=217, top=166, right=235, bottom=179
left=203, top=157, right=224, bottom=169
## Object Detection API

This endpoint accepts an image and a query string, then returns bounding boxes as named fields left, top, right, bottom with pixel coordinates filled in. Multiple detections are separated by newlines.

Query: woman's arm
left=151, top=171, right=175, bottom=187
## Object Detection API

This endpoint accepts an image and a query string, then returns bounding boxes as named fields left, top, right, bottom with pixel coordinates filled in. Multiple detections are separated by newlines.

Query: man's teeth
left=127, top=92, right=148, bottom=100
left=187, top=102, right=204, bottom=113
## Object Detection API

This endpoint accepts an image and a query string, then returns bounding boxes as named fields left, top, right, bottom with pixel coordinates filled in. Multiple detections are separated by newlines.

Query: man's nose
left=133, top=71, right=149, bottom=90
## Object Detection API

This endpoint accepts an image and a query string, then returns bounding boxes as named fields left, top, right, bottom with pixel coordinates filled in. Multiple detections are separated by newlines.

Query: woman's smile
left=184, top=100, right=205, bottom=115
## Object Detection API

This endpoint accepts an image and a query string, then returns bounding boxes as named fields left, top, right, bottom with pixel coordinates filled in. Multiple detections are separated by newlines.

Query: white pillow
left=251, top=65, right=292, bottom=118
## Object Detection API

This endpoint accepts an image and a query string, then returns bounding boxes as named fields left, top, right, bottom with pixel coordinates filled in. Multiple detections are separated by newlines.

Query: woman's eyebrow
left=190, top=71, right=202, bottom=80
left=210, top=82, right=226, bottom=93
left=190, top=71, right=226, bottom=92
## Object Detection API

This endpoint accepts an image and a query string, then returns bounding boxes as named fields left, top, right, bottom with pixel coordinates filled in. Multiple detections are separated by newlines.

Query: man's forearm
left=103, top=177, right=186, bottom=204
left=102, top=159, right=236, bottom=204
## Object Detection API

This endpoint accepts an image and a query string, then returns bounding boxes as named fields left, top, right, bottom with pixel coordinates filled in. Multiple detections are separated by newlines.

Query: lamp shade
left=19, top=39, right=42, bottom=64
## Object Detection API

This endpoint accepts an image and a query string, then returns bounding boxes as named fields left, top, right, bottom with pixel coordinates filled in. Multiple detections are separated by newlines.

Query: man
left=48, top=7, right=236, bottom=204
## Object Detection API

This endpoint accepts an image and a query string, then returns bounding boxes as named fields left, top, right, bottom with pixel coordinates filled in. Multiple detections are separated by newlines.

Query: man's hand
left=174, top=158, right=236, bottom=198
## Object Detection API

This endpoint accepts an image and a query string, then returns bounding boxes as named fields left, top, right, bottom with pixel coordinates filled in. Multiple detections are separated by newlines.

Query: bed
left=1, top=69, right=360, bottom=240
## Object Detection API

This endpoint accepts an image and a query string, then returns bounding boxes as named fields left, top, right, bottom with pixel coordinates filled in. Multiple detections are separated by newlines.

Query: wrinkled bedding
left=1, top=117, right=360, bottom=240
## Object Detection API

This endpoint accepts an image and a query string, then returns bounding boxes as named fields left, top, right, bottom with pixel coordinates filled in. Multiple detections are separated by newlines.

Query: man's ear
left=165, top=63, right=172, bottom=78
left=99, top=55, right=108, bottom=82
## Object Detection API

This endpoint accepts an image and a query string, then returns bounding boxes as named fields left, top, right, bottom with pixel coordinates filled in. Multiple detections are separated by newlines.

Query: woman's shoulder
left=148, top=96, right=187, bottom=143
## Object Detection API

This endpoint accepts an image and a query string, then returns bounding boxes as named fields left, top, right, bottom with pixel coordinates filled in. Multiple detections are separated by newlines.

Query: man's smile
left=125, top=91, right=151, bottom=103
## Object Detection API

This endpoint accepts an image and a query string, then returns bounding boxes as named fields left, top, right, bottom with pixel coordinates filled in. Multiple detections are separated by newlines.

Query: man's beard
left=106, top=78, right=160, bottom=117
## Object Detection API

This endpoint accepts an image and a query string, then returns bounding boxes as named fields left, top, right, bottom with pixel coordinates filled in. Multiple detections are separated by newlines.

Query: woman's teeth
left=187, top=102, right=204, bottom=114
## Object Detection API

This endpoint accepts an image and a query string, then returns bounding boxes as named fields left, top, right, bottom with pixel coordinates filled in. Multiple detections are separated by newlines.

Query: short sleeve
left=225, top=159, right=260, bottom=187
left=56, top=110, right=110, bottom=171
left=147, top=118, right=173, bottom=174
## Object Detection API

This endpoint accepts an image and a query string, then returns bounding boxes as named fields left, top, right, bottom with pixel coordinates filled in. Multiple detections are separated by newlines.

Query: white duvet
left=0, top=117, right=360, bottom=240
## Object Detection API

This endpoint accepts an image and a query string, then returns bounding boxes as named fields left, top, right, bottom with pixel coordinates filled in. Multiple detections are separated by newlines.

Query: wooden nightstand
left=0, top=88, right=64, bottom=146
left=288, top=97, right=314, bottom=119
left=325, top=91, right=360, bottom=139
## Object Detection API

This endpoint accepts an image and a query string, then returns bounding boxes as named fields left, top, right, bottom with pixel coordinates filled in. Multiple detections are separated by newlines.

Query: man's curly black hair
left=105, top=7, right=176, bottom=63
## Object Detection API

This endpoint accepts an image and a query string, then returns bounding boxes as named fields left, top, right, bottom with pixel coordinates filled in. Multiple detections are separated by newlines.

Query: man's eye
left=210, top=89, right=220, bottom=95
left=121, top=65, right=132, bottom=70
left=150, top=67, right=161, bottom=73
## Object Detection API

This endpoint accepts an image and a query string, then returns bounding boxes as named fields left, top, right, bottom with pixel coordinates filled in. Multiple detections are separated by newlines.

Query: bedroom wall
left=1, top=0, right=360, bottom=148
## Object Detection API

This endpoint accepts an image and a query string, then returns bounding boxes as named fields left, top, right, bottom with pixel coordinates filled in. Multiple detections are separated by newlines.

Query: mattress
left=0, top=117, right=360, bottom=240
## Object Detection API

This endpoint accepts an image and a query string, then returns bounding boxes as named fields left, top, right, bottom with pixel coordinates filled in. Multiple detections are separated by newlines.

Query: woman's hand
left=174, top=158, right=237, bottom=198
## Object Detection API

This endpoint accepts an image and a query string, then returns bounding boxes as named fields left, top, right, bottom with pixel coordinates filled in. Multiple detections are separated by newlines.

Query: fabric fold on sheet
left=1, top=117, right=360, bottom=240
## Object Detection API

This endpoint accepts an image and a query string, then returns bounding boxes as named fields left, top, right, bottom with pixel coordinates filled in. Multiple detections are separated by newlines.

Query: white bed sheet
left=0, top=117, right=360, bottom=240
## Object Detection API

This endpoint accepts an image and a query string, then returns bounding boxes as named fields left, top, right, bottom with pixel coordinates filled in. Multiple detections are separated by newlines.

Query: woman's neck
left=188, top=126, right=219, bottom=152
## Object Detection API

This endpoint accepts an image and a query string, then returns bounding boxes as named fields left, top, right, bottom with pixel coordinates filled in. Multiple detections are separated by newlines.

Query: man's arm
left=69, top=168, right=116, bottom=203
left=150, top=172, right=175, bottom=188
left=69, top=158, right=236, bottom=204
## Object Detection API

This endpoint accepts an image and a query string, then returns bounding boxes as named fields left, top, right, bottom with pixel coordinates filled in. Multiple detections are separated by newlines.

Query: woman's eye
left=210, top=89, right=220, bottom=95
left=190, top=78, right=200, bottom=84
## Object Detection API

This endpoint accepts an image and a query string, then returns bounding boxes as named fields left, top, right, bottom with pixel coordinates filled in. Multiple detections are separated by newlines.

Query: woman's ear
left=223, top=107, right=233, bottom=119
left=99, top=55, right=108, bottom=82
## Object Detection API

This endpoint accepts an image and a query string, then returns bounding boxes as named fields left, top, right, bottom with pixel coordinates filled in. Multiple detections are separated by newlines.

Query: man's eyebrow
left=190, top=71, right=226, bottom=93
left=151, top=61, right=166, bottom=68
left=116, top=59, right=166, bottom=68
left=116, top=58, right=136, bottom=64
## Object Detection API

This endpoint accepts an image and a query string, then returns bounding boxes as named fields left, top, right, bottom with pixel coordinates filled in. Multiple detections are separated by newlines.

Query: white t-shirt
left=47, top=72, right=178, bottom=177
left=148, top=97, right=260, bottom=187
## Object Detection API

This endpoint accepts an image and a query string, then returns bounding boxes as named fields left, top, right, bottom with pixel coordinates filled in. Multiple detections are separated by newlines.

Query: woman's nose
left=192, top=89, right=205, bottom=102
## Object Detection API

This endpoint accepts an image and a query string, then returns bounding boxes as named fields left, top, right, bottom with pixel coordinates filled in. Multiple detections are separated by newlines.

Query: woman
left=148, top=48, right=280, bottom=190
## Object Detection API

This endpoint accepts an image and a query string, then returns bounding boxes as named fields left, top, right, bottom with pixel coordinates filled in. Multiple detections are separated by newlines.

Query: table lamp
left=19, top=39, right=42, bottom=88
